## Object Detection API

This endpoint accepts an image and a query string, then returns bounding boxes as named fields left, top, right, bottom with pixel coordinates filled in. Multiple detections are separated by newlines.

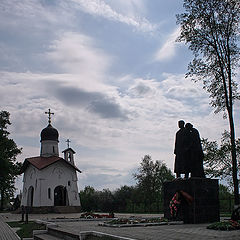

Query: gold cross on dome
left=45, top=109, right=54, bottom=124
left=66, top=139, right=71, bottom=148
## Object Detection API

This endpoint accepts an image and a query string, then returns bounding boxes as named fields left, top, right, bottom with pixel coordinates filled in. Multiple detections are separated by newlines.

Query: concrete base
left=18, top=206, right=81, bottom=214
left=163, top=178, right=220, bottom=224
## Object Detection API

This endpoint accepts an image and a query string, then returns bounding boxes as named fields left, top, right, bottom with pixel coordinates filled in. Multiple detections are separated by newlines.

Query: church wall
left=21, top=161, right=80, bottom=207
left=21, top=164, right=37, bottom=206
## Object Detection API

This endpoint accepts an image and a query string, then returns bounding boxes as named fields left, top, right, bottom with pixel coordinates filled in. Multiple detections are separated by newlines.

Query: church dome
left=40, top=124, right=59, bottom=142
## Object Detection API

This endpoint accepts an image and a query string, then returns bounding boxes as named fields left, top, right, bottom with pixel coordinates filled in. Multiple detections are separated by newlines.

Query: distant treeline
left=79, top=155, right=175, bottom=213
left=79, top=155, right=234, bottom=213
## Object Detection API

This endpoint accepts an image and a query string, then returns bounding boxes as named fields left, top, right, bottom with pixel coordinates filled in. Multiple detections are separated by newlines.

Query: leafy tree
left=202, top=131, right=240, bottom=187
left=114, top=185, right=135, bottom=212
left=219, top=184, right=234, bottom=213
left=177, top=0, right=240, bottom=204
left=96, top=189, right=114, bottom=212
left=79, top=186, right=97, bottom=212
left=0, top=111, right=22, bottom=210
left=133, top=155, right=174, bottom=212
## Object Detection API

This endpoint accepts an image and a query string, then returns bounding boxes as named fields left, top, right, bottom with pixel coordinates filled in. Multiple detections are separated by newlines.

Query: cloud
left=50, top=84, right=128, bottom=119
left=46, top=32, right=110, bottom=77
left=0, top=0, right=73, bottom=29
left=154, top=28, right=181, bottom=62
left=71, top=0, right=156, bottom=33
left=127, top=78, right=159, bottom=98
left=1, top=70, right=233, bottom=192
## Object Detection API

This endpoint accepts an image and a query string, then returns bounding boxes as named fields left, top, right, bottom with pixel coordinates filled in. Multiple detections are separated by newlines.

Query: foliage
left=219, top=184, right=234, bottom=213
left=7, top=221, right=46, bottom=238
left=97, top=189, right=114, bottom=212
left=133, top=155, right=174, bottom=212
left=79, top=186, right=114, bottom=212
left=79, top=156, right=174, bottom=213
left=202, top=131, right=240, bottom=186
left=0, top=111, right=22, bottom=210
left=79, top=186, right=98, bottom=212
left=207, top=220, right=240, bottom=231
left=177, top=0, right=240, bottom=204
left=113, top=185, right=136, bottom=213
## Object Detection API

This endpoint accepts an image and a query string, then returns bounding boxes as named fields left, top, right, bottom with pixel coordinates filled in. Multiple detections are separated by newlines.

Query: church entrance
left=27, top=186, right=34, bottom=207
left=54, top=186, right=68, bottom=206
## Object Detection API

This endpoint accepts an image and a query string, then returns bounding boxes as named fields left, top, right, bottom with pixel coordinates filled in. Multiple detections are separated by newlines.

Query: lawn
left=7, top=221, right=46, bottom=238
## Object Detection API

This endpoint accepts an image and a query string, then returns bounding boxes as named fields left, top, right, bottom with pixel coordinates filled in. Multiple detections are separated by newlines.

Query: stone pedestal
left=163, top=178, right=220, bottom=224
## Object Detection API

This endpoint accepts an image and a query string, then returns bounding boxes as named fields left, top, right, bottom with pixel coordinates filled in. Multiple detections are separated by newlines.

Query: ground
left=1, top=212, right=240, bottom=240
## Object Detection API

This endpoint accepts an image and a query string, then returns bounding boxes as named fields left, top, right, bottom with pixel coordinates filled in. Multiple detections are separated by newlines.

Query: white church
left=20, top=109, right=81, bottom=212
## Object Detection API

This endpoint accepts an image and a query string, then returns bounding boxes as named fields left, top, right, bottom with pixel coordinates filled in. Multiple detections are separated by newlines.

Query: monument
left=163, top=121, right=220, bottom=224
left=20, top=109, right=81, bottom=213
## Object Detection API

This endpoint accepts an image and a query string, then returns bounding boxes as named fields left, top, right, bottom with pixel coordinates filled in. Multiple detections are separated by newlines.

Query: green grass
left=7, top=221, right=46, bottom=238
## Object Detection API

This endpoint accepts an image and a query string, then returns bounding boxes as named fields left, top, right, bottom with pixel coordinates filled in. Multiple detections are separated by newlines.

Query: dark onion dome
left=40, top=124, right=59, bottom=142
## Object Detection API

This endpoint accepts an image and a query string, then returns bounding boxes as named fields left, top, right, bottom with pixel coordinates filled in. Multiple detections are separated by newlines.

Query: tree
left=79, top=186, right=97, bottom=212
left=0, top=111, right=22, bottom=210
left=114, top=185, right=136, bottom=212
left=133, top=155, right=174, bottom=212
left=219, top=184, right=234, bottom=213
left=177, top=0, right=240, bottom=204
left=96, top=189, right=114, bottom=212
left=202, top=131, right=240, bottom=187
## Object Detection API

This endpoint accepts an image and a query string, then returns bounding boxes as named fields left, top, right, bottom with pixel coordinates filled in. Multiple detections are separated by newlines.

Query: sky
left=1, top=0, right=239, bottom=194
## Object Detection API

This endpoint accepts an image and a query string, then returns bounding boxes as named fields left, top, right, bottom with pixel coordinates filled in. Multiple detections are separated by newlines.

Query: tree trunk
left=0, top=189, right=4, bottom=210
left=228, top=111, right=239, bottom=205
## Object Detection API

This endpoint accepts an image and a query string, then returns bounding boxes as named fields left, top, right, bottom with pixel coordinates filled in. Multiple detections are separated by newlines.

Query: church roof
left=20, top=156, right=81, bottom=174
left=62, top=148, right=76, bottom=153
left=40, top=124, right=59, bottom=142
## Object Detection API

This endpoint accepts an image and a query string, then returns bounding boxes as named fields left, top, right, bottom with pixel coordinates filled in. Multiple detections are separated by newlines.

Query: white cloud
left=0, top=0, right=73, bottom=29
left=154, top=28, right=181, bottom=62
left=71, top=0, right=156, bottom=32
left=46, top=32, right=111, bottom=81
left=1, top=0, right=237, bottom=191
left=2, top=69, right=233, bottom=191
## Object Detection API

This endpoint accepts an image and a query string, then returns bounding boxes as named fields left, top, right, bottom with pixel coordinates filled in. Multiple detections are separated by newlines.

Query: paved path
left=0, top=214, right=19, bottom=240
left=55, top=219, right=240, bottom=240
left=1, top=212, right=240, bottom=240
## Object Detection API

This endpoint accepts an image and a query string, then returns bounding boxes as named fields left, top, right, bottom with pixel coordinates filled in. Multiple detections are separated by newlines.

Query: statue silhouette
left=174, top=121, right=205, bottom=178
left=185, top=123, right=205, bottom=178
left=174, top=120, right=189, bottom=178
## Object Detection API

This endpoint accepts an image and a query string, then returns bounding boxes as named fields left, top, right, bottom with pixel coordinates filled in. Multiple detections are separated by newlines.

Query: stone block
left=163, top=178, right=220, bottom=224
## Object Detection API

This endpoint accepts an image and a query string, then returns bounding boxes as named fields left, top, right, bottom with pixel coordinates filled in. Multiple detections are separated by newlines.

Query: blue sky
left=1, top=0, right=239, bottom=193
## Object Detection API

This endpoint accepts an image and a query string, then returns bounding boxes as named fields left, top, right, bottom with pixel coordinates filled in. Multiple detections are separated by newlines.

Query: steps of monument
left=34, top=233, right=60, bottom=240
left=34, top=226, right=80, bottom=240
left=48, top=226, right=80, bottom=239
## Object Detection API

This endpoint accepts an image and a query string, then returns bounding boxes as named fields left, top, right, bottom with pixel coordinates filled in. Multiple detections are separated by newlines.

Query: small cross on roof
left=66, top=139, right=71, bottom=148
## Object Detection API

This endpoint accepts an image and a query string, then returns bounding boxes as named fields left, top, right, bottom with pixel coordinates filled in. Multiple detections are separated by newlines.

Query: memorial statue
left=174, top=120, right=189, bottom=178
left=174, top=121, right=205, bottom=178
left=185, top=123, right=205, bottom=178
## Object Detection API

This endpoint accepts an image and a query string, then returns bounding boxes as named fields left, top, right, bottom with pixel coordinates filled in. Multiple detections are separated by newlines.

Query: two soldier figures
left=174, top=120, right=205, bottom=178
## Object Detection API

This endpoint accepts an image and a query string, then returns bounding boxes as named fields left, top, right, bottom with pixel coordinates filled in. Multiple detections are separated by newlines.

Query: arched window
left=68, top=152, right=71, bottom=161
left=48, top=188, right=51, bottom=199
